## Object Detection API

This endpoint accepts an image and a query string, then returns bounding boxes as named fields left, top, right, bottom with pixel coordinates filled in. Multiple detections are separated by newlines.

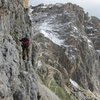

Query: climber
left=20, top=34, right=30, bottom=61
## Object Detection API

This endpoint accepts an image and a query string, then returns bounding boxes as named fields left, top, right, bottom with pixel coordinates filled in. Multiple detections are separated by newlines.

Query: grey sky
left=29, top=0, right=100, bottom=18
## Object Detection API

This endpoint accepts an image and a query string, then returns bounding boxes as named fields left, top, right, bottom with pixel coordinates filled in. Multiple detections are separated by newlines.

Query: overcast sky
left=29, top=0, right=100, bottom=18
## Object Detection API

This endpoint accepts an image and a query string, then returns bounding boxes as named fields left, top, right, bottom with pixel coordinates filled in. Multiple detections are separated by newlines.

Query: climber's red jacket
left=20, top=37, right=30, bottom=48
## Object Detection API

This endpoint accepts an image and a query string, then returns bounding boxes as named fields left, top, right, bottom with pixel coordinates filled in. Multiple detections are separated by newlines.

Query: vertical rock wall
left=0, top=0, right=38, bottom=100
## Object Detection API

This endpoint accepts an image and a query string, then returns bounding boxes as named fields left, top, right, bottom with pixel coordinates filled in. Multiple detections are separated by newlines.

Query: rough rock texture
left=30, top=3, right=100, bottom=100
left=0, top=0, right=38, bottom=100
left=23, top=0, right=29, bottom=8
left=84, top=16, right=100, bottom=49
left=38, top=83, right=61, bottom=100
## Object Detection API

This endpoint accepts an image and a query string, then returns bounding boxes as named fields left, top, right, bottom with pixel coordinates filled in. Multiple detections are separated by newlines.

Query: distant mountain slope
left=30, top=3, right=100, bottom=100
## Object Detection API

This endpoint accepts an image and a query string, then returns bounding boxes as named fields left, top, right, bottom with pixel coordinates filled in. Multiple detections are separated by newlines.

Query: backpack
left=21, top=37, right=30, bottom=48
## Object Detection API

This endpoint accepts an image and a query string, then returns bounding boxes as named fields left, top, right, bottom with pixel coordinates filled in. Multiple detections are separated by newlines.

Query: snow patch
left=29, top=8, right=33, bottom=14
left=40, top=30, right=64, bottom=46
left=82, top=36, right=93, bottom=48
left=86, top=26, right=93, bottom=29
left=87, top=39, right=93, bottom=48
left=70, top=79, right=79, bottom=88
left=39, top=22, right=52, bottom=31
left=96, top=50, right=100, bottom=53
left=69, top=55, right=76, bottom=61
left=37, top=60, right=43, bottom=68
left=73, top=26, right=78, bottom=31
left=39, top=21, right=64, bottom=46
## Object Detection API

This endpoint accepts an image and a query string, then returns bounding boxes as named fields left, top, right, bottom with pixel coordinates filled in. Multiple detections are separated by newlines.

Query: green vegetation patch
left=46, top=79, right=71, bottom=100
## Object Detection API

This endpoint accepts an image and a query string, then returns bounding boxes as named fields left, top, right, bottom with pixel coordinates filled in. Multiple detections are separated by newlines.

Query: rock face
left=30, top=3, right=100, bottom=100
left=0, top=1, right=100, bottom=100
left=23, top=0, right=29, bottom=8
left=0, top=0, right=38, bottom=100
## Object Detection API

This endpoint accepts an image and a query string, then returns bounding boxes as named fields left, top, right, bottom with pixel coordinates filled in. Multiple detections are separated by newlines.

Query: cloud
left=29, top=0, right=100, bottom=5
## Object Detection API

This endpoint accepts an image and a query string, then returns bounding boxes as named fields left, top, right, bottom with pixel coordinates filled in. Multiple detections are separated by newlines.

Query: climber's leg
left=26, top=47, right=29, bottom=61
left=22, top=47, right=26, bottom=60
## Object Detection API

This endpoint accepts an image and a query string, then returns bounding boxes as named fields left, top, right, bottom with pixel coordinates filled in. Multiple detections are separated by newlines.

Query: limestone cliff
left=0, top=0, right=38, bottom=100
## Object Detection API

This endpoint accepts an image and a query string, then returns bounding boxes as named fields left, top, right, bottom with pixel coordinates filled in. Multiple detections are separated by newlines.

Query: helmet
left=24, top=33, right=29, bottom=37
